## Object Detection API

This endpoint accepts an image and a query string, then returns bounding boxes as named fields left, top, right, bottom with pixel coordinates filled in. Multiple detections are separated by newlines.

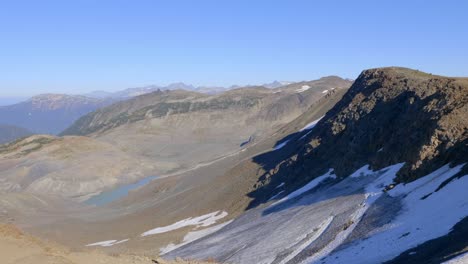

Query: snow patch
left=443, top=252, right=468, bottom=264
left=274, top=140, right=290, bottom=150
left=276, top=182, right=285, bottom=189
left=141, top=211, right=228, bottom=237
left=296, top=85, right=311, bottom=93
left=268, top=191, right=284, bottom=201
left=317, top=163, right=468, bottom=264
left=300, top=116, right=324, bottom=132
left=272, top=169, right=335, bottom=206
left=322, top=90, right=329, bottom=94
left=86, top=239, right=129, bottom=247
left=279, top=216, right=334, bottom=264
left=349, top=165, right=373, bottom=178
left=160, top=220, right=233, bottom=255
left=303, top=163, right=404, bottom=263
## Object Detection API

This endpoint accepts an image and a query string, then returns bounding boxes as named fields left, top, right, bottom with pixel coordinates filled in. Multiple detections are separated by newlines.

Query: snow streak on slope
left=298, top=116, right=323, bottom=140
left=160, top=220, right=234, bottom=255
left=300, top=116, right=323, bottom=132
left=141, top=211, right=227, bottom=236
left=166, top=168, right=373, bottom=263
left=86, top=239, right=129, bottom=247
left=443, top=252, right=468, bottom=264
left=272, top=169, right=336, bottom=206
left=274, top=140, right=290, bottom=150
left=302, top=163, right=404, bottom=263
left=167, top=163, right=468, bottom=264
left=316, top=163, right=468, bottom=264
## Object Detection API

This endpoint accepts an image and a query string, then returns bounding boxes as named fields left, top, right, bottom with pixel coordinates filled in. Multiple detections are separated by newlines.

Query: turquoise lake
left=85, top=176, right=158, bottom=206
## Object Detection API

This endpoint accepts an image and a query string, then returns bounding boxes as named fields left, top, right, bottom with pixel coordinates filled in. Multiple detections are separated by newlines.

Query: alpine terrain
left=0, top=67, right=466, bottom=264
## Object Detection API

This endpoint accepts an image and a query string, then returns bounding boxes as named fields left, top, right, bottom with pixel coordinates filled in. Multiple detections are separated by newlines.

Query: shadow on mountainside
left=245, top=87, right=468, bottom=213
left=384, top=216, right=468, bottom=264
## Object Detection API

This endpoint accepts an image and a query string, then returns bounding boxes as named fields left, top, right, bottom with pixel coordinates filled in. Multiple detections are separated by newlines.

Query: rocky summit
left=249, top=67, right=468, bottom=204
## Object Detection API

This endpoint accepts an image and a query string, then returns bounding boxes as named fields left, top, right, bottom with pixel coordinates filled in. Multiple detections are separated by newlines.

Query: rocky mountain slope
left=1, top=68, right=465, bottom=263
left=246, top=67, right=468, bottom=207
left=0, top=77, right=350, bottom=203
left=0, top=83, right=350, bottom=257
left=61, top=77, right=351, bottom=176
left=0, top=94, right=113, bottom=134
left=0, top=125, right=33, bottom=144
left=162, top=67, right=467, bottom=263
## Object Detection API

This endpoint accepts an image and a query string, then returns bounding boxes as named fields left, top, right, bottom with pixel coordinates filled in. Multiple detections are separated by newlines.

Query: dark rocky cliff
left=249, top=67, right=467, bottom=206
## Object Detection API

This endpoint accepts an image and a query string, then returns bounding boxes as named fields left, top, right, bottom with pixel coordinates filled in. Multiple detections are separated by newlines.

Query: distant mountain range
left=83, top=81, right=296, bottom=99
left=0, top=79, right=336, bottom=137
left=0, top=94, right=113, bottom=135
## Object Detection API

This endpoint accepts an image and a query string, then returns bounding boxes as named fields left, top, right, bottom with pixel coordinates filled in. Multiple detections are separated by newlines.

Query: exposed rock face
left=310, top=67, right=468, bottom=181
left=249, top=67, right=467, bottom=206
left=0, top=94, right=113, bottom=134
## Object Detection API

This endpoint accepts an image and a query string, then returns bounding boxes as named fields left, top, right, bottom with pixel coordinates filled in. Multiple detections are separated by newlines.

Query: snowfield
left=166, top=163, right=468, bottom=264
left=296, top=85, right=311, bottom=93
left=317, top=163, right=468, bottom=264
left=141, top=211, right=228, bottom=236
left=272, top=169, right=336, bottom=206
left=160, top=220, right=234, bottom=255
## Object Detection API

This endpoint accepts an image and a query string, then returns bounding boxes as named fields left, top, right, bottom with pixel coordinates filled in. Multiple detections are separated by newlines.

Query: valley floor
left=0, top=223, right=216, bottom=264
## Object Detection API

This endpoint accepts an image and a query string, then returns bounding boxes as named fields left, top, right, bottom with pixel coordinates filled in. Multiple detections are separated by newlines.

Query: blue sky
left=1, top=0, right=467, bottom=96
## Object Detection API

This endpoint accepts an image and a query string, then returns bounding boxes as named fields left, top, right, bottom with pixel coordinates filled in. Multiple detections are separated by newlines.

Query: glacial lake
left=85, top=176, right=158, bottom=206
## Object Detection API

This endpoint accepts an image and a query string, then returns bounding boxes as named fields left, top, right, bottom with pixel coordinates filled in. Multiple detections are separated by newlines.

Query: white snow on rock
left=166, top=163, right=467, bottom=264
left=321, top=89, right=329, bottom=94
left=268, top=191, right=285, bottom=201
left=349, top=164, right=373, bottom=178
left=276, top=182, right=285, bottom=188
left=272, top=169, right=336, bottom=206
left=141, top=211, right=228, bottom=237
left=442, top=252, right=468, bottom=264
left=299, top=130, right=312, bottom=140
left=278, top=216, right=334, bottom=264
left=300, top=116, right=324, bottom=132
left=296, top=85, right=311, bottom=93
left=86, top=239, right=129, bottom=247
left=274, top=140, right=290, bottom=150
left=160, top=220, right=233, bottom=255
left=316, top=163, right=468, bottom=264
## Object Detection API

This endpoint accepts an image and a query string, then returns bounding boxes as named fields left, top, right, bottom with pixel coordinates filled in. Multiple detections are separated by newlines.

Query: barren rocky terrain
left=0, top=68, right=466, bottom=263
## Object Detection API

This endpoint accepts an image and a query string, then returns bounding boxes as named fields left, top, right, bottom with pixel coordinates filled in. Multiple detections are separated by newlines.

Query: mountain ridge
left=247, top=67, right=468, bottom=208
left=0, top=94, right=114, bottom=134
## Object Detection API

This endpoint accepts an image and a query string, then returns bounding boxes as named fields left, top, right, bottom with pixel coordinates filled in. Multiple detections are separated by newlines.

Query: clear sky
left=1, top=0, right=467, bottom=96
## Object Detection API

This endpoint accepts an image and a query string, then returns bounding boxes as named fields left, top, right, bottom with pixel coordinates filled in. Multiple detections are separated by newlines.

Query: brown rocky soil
left=0, top=223, right=217, bottom=264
